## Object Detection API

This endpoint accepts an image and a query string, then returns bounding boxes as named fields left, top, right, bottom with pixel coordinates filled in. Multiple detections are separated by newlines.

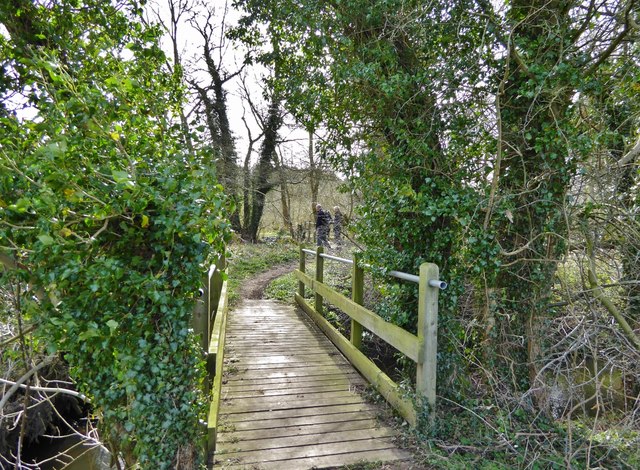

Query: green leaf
left=112, top=169, right=135, bottom=189
left=78, top=328, right=100, bottom=341
left=112, top=170, right=131, bottom=184
left=38, top=234, right=55, bottom=245
left=9, top=197, right=31, bottom=213
left=106, top=319, right=119, bottom=332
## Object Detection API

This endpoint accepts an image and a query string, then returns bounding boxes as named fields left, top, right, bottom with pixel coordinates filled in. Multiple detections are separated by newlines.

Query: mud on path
left=239, top=260, right=298, bottom=300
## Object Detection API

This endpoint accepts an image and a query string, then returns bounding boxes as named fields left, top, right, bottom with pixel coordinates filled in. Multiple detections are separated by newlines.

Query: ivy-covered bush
left=0, top=1, right=228, bottom=467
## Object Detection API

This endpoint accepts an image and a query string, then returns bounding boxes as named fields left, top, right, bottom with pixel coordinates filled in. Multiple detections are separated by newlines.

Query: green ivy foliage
left=235, top=0, right=640, bottom=396
left=235, top=0, right=498, bottom=396
left=234, top=0, right=639, bottom=465
left=1, top=1, right=228, bottom=467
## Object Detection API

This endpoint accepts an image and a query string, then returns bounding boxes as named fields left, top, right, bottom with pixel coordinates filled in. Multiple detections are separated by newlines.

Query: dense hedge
left=0, top=1, right=229, bottom=467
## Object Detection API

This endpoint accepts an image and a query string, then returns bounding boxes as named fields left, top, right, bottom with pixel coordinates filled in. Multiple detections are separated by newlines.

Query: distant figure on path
left=315, top=203, right=332, bottom=248
left=333, top=206, right=343, bottom=245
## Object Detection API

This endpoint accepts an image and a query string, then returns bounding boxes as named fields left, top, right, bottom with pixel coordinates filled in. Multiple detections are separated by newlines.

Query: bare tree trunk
left=275, top=149, right=294, bottom=236
left=308, top=130, right=320, bottom=209
left=244, top=97, right=283, bottom=242
left=612, top=119, right=640, bottom=325
left=165, top=0, right=194, bottom=156
left=242, top=134, right=254, bottom=237
left=192, top=9, right=243, bottom=231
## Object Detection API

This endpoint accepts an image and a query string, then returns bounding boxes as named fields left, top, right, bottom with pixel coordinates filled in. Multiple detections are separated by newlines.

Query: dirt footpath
left=238, top=260, right=298, bottom=300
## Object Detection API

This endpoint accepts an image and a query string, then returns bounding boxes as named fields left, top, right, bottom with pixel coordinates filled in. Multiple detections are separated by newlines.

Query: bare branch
left=584, top=0, right=637, bottom=75
left=474, top=0, right=534, bottom=79
left=583, top=225, right=640, bottom=351
left=0, top=356, right=57, bottom=410
left=617, top=135, right=640, bottom=167
left=0, top=378, right=90, bottom=404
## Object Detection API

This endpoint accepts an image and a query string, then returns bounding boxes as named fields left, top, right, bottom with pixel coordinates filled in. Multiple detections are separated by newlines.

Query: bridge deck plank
left=223, top=411, right=376, bottom=431
left=213, top=299, right=411, bottom=469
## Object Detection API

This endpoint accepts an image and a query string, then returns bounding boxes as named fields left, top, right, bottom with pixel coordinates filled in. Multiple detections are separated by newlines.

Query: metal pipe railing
left=302, top=247, right=446, bottom=288
left=320, top=253, right=354, bottom=265
left=429, top=279, right=448, bottom=289
left=388, top=270, right=420, bottom=284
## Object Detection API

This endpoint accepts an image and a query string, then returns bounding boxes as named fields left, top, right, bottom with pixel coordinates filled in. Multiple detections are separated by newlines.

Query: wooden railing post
left=209, top=253, right=225, bottom=322
left=417, top=262, right=439, bottom=411
left=350, top=252, right=364, bottom=350
left=315, top=246, right=324, bottom=315
left=192, top=289, right=207, bottom=352
left=207, top=265, right=215, bottom=325
left=298, top=245, right=306, bottom=298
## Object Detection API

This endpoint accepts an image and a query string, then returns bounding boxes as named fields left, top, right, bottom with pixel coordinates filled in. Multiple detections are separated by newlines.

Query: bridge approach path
left=212, top=299, right=412, bottom=469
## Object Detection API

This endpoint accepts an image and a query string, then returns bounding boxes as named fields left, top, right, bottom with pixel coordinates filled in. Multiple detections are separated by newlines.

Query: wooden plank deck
left=213, top=299, right=411, bottom=469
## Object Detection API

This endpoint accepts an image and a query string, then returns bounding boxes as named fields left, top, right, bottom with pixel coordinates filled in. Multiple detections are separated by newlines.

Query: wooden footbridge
left=194, top=247, right=446, bottom=469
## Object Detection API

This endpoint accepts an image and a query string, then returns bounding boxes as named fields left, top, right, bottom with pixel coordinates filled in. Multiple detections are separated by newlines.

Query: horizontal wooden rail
left=295, top=270, right=420, bottom=362
left=191, top=253, right=227, bottom=463
left=207, top=279, right=228, bottom=457
left=296, top=246, right=443, bottom=425
left=295, top=292, right=417, bottom=424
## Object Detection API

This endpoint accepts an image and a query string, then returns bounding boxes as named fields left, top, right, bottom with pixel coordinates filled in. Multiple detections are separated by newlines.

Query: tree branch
left=617, top=135, right=640, bottom=167
left=484, top=56, right=509, bottom=230
left=475, top=0, right=534, bottom=79
left=584, top=226, right=640, bottom=351
left=0, top=378, right=90, bottom=405
left=0, top=252, right=49, bottom=302
left=585, top=0, right=636, bottom=76
left=0, top=356, right=56, bottom=410
left=0, top=324, right=38, bottom=349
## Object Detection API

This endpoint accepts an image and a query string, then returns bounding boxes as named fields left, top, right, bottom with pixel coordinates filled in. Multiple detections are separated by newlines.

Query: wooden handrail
left=206, top=279, right=228, bottom=459
left=192, top=253, right=226, bottom=358
left=296, top=246, right=443, bottom=425
left=296, top=271, right=421, bottom=361
left=190, top=253, right=227, bottom=463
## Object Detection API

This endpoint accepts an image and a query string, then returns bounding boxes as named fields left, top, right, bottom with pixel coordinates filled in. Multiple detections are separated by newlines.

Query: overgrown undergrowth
left=262, top=244, right=640, bottom=469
